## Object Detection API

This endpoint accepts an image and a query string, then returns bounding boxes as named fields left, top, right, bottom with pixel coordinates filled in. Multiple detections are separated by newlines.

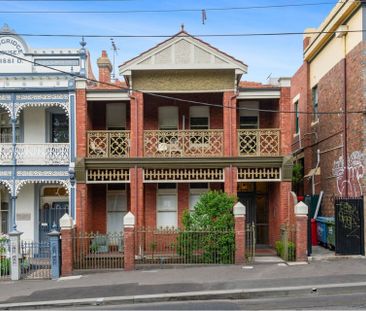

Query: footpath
left=0, top=257, right=365, bottom=309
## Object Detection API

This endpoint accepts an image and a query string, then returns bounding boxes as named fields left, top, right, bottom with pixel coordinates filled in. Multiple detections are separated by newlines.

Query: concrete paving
left=0, top=258, right=365, bottom=308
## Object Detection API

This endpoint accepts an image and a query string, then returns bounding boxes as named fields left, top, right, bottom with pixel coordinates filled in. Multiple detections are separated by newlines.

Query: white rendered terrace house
left=0, top=24, right=86, bottom=241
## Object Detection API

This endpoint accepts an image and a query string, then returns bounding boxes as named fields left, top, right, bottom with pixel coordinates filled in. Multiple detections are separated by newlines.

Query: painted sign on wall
left=332, top=151, right=365, bottom=196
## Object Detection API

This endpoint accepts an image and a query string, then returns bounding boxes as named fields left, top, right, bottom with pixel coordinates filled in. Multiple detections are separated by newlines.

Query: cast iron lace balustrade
left=0, top=143, right=69, bottom=165
left=87, top=131, right=130, bottom=158
left=238, top=129, right=280, bottom=156
left=144, top=130, right=223, bottom=158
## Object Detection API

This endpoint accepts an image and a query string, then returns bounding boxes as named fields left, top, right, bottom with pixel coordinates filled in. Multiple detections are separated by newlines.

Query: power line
left=3, top=29, right=366, bottom=38
left=0, top=50, right=364, bottom=115
left=0, top=1, right=354, bottom=14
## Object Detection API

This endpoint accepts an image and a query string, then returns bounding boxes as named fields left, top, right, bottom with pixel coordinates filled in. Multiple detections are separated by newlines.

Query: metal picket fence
left=73, top=232, right=124, bottom=270
left=245, top=222, right=256, bottom=264
left=278, top=224, right=296, bottom=261
left=0, top=237, right=10, bottom=280
left=135, top=227, right=235, bottom=266
left=20, top=240, right=51, bottom=279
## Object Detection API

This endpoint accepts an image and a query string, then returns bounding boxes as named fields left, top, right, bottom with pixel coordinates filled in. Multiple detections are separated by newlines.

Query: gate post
left=48, top=226, right=61, bottom=280
left=123, top=212, right=135, bottom=271
left=60, top=213, right=74, bottom=277
left=9, top=230, right=22, bottom=281
left=295, top=201, right=308, bottom=262
left=234, top=202, right=246, bottom=265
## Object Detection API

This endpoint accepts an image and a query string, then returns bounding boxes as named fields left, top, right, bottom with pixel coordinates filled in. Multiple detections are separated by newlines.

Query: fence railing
left=73, top=232, right=124, bottom=270
left=238, top=129, right=280, bottom=156
left=144, top=130, right=224, bottom=158
left=135, top=227, right=235, bottom=265
left=245, top=222, right=256, bottom=264
left=87, top=131, right=130, bottom=158
left=278, top=224, right=296, bottom=261
left=20, top=240, right=51, bottom=279
left=0, top=237, right=10, bottom=280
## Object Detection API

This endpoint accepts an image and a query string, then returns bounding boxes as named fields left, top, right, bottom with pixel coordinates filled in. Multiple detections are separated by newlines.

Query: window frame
left=156, top=184, right=178, bottom=228
left=312, top=86, right=319, bottom=122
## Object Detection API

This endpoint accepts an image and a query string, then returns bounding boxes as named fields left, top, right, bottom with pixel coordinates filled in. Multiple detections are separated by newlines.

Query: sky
left=0, top=0, right=339, bottom=83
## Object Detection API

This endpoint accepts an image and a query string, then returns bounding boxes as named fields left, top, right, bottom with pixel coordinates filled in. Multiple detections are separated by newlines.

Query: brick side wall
left=292, top=41, right=365, bottom=216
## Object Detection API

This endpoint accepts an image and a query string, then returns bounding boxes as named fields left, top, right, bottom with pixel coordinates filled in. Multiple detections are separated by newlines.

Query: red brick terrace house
left=75, top=30, right=294, bottom=250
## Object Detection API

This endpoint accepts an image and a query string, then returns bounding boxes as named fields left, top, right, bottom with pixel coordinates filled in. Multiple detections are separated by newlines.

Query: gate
left=279, top=224, right=296, bottom=261
left=335, top=197, right=365, bottom=255
left=245, top=222, right=256, bottom=263
left=20, top=240, right=51, bottom=279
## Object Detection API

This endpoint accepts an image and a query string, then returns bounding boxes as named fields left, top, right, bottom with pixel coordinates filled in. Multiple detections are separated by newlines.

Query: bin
left=326, top=217, right=335, bottom=249
left=316, top=217, right=328, bottom=245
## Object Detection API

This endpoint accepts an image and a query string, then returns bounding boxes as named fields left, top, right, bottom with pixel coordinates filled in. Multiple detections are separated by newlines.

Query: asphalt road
left=68, top=292, right=366, bottom=310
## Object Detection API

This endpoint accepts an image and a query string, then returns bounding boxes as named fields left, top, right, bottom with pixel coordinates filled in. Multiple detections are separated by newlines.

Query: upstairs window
left=239, top=101, right=259, bottom=129
left=190, top=106, right=209, bottom=130
left=312, top=86, right=319, bottom=122
left=158, top=106, right=178, bottom=130
left=106, top=103, right=126, bottom=130
left=0, top=111, right=20, bottom=143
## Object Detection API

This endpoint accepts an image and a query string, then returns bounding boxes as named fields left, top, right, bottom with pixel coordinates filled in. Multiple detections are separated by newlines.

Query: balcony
left=144, top=130, right=224, bottom=158
left=0, top=143, right=70, bottom=165
left=87, top=131, right=130, bottom=158
left=238, top=129, right=280, bottom=156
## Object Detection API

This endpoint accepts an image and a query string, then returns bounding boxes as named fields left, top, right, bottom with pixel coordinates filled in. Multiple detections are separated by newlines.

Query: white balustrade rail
left=0, top=143, right=70, bottom=165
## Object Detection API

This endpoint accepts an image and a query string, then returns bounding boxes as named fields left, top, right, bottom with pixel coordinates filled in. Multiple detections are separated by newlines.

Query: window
left=0, top=111, right=20, bottom=143
left=189, top=183, right=208, bottom=211
left=159, top=107, right=178, bottom=130
left=190, top=106, right=209, bottom=130
left=312, top=86, right=319, bottom=122
left=157, top=183, right=177, bottom=228
left=106, top=103, right=126, bottom=130
left=0, top=188, right=8, bottom=234
left=239, top=101, right=259, bottom=129
left=51, top=114, right=69, bottom=143
left=295, top=101, right=299, bottom=134
left=107, top=185, right=127, bottom=234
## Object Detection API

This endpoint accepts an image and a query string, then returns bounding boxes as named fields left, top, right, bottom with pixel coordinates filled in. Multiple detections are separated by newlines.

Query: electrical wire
left=0, top=50, right=364, bottom=115
left=1, top=29, right=365, bottom=39
left=0, top=1, right=356, bottom=14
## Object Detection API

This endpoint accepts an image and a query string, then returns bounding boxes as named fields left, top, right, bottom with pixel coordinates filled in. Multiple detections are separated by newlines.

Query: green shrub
left=0, top=258, right=10, bottom=276
left=177, top=191, right=236, bottom=264
left=275, top=240, right=296, bottom=261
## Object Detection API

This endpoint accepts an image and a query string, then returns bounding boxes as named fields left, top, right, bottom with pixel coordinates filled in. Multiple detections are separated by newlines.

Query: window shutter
left=106, top=103, right=126, bottom=129
left=159, top=106, right=178, bottom=129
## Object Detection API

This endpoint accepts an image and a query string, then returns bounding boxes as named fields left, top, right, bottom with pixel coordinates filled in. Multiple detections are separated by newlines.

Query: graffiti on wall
left=332, top=151, right=365, bottom=196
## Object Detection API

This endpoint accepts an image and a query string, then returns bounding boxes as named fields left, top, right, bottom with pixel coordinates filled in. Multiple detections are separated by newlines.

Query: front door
left=39, top=202, right=69, bottom=241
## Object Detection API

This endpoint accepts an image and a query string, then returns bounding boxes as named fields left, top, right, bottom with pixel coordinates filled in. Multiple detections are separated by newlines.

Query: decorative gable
left=119, top=32, right=247, bottom=75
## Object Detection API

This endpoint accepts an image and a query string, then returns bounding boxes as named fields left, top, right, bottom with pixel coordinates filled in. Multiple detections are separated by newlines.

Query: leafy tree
left=177, top=191, right=236, bottom=263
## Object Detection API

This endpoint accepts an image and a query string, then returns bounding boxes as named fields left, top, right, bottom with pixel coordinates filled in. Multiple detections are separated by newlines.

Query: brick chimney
left=97, top=50, right=112, bottom=85
left=303, top=28, right=316, bottom=51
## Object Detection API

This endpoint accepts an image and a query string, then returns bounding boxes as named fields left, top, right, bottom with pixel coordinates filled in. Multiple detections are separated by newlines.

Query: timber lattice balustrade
left=87, top=131, right=130, bottom=158
left=238, top=129, right=280, bottom=156
left=144, top=130, right=224, bottom=158
left=72, top=232, right=124, bottom=270
left=0, top=143, right=70, bottom=165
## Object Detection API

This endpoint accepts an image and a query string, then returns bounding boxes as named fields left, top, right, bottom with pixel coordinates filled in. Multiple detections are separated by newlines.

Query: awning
left=304, top=167, right=321, bottom=178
